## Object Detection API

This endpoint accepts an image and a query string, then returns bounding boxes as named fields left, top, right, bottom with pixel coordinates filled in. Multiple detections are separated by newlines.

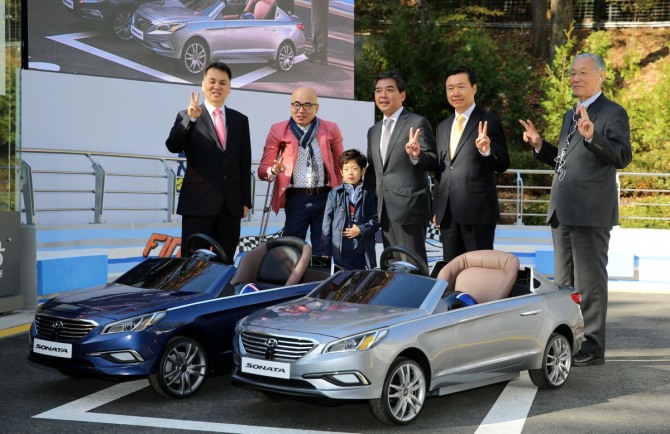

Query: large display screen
left=26, top=0, right=354, bottom=99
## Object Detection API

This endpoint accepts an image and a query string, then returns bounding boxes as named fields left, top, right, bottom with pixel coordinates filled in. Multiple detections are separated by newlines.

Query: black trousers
left=181, top=204, right=241, bottom=264
left=439, top=203, right=496, bottom=264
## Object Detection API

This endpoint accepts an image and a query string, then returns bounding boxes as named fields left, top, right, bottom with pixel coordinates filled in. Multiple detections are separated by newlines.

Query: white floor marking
left=232, top=56, right=307, bottom=88
left=474, top=372, right=537, bottom=434
left=46, top=32, right=191, bottom=84
left=33, top=379, right=355, bottom=434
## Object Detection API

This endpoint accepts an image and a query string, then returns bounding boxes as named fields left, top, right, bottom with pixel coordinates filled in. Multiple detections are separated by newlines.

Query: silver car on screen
left=232, top=259, right=585, bottom=425
left=130, top=0, right=305, bottom=74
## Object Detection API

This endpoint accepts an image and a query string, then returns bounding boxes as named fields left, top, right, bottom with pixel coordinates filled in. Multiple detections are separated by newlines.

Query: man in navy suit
left=166, top=61, right=251, bottom=263
left=433, top=66, right=510, bottom=264
left=520, top=53, right=633, bottom=366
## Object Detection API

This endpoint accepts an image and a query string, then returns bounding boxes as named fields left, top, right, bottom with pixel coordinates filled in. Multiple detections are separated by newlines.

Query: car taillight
left=570, top=292, right=582, bottom=304
left=297, top=23, right=304, bottom=31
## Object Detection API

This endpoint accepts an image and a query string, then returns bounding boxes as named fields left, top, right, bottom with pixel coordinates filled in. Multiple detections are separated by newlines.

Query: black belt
left=287, top=186, right=331, bottom=196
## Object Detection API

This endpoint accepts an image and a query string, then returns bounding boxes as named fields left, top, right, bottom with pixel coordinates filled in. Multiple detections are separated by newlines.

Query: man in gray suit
left=365, top=71, right=438, bottom=263
left=519, top=53, right=632, bottom=367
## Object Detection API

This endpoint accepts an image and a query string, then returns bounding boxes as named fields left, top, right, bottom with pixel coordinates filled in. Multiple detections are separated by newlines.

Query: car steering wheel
left=379, top=245, right=429, bottom=277
left=184, top=233, right=230, bottom=264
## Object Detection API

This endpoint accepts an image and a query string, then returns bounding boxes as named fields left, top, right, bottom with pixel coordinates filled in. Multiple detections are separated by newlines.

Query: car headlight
left=155, top=22, right=186, bottom=32
left=101, top=311, right=166, bottom=335
left=324, top=329, right=388, bottom=353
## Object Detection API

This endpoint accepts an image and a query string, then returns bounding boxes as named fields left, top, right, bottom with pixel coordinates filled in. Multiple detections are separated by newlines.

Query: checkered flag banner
left=426, top=221, right=441, bottom=241
left=237, top=228, right=285, bottom=252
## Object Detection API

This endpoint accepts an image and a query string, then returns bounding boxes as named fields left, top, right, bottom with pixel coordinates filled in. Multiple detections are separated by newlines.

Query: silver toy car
left=232, top=247, right=585, bottom=425
left=130, top=0, right=305, bottom=74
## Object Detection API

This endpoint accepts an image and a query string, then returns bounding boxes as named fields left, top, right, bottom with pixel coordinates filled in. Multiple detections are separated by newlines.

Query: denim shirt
left=321, top=184, right=379, bottom=268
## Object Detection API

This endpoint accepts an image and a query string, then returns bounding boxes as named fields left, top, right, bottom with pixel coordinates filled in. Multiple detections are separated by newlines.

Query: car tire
left=182, top=39, right=209, bottom=75
left=275, top=41, right=295, bottom=72
left=111, top=8, right=134, bottom=41
left=369, top=357, right=426, bottom=425
left=149, top=336, right=208, bottom=399
left=529, top=332, right=572, bottom=389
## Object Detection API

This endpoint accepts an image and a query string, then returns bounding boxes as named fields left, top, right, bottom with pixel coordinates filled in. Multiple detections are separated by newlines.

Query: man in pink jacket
left=258, top=86, right=344, bottom=255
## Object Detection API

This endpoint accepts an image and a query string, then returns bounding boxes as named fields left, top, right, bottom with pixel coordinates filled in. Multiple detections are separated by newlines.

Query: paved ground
left=1, top=286, right=669, bottom=433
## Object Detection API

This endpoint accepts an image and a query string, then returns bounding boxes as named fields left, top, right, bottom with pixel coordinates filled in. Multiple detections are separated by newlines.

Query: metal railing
left=20, top=149, right=670, bottom=226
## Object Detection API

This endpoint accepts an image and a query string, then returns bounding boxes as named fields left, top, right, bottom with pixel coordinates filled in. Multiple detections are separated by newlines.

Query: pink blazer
left=259, top=119, right=344, bottom=214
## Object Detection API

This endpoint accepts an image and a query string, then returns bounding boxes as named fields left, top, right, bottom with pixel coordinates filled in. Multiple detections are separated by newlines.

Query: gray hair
left=573, top=53, right=606, bottom=72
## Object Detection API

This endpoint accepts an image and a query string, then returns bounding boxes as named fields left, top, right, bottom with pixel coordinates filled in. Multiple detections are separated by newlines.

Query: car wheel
left=149, top=336, right=208, bottom=399
left=275, top=42, right=295, bottom=72
left=529, top=332, right=572, bottom=389
left=112, top=9, right=134, bottom=41
left=369, top=357, right=426, bottom=425
left=182, top=39, right=209, bottom=75
left=251, top=389, right=284, bottom=402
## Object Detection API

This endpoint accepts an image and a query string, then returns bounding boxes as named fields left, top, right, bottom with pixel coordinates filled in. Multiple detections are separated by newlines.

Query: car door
left=447, top=295, right=546, bottom=384
left=224, top=15, right=279, bottom=60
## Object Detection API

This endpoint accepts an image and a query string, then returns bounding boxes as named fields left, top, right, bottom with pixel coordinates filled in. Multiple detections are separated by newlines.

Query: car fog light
left=159, top=42, right=173, bottom=51
left=331, top=373, right=363, bottom=384
left=306, top=371, right=369, bottom=386
left=83, top=9, right=103, bottom=19
left=91, top=350, right=145, bottom=363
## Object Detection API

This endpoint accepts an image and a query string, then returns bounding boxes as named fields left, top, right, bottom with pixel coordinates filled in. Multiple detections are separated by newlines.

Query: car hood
left=138, top=0, right=213, bottom=22
left=243, top=297, right=427, bottom=339
left=40, top=283, right=208, bottom=319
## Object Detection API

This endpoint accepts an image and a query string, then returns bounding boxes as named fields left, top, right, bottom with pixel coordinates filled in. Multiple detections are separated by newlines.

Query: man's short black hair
left=373, top=70, right=406, bottom=93
left=204, top=61, right=232, bottom=80
left=339, top=149, right=367, bottom=169
left=445, top=66, right=477, bottom=86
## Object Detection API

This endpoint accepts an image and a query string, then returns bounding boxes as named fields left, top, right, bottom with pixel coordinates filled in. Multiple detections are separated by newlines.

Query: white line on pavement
left=475, top=371, right=537, bottom=434
left=33, top=379, right=355, bottom=434
left=46, top=32, right=191, bottom=84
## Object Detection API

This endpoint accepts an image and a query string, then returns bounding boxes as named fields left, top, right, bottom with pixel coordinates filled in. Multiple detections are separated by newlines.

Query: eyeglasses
left=291, top=102, right=317, bottom=111
left=554, top=108, right=580, bottom=182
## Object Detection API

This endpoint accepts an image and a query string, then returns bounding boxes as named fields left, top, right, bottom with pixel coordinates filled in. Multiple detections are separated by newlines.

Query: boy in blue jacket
left=322, top=149, right=380, bottom=269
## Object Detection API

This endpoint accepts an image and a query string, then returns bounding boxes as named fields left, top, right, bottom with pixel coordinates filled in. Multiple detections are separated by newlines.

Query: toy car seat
left=437, top=250, right=520, bottom=303
left=253, top=0, right=276, bottom=19
left=230, top=236, right=311, bottom=292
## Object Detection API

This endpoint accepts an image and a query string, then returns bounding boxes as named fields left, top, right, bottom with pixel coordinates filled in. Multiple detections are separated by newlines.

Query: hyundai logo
left=53, top=321, right=64, bottom=331
left=266, top=338, right=278, bottom=348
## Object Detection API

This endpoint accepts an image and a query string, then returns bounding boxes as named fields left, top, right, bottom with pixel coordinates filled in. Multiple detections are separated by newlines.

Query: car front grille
left=241, top=331, right=317, bottom=362
left=133, top=14, right=153, bottom=32
left=34, top=314, right=98, bottom=343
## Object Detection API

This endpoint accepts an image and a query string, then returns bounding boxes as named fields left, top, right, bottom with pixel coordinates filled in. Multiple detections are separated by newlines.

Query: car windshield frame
left=309, top=270, right=438, bottom=309
left=178, top=0, right=224, bottom=17
left=115, top=257, right=230, bottom=294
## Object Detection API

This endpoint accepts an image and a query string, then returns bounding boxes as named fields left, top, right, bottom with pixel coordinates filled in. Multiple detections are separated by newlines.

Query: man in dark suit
left=166, top=61, right=251, bottom=264
left=520, top=52, right=632, bottom=367
left=433, top=66, right=510, bottom=265
left=365, top=70, right=437, bottom=263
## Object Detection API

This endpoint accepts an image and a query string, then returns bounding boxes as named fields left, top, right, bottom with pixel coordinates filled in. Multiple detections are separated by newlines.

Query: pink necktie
left=213, top=108, right=226, bottom=150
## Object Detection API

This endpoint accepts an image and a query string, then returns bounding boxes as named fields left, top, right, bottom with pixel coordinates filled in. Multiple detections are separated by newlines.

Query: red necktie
left=213, top=108, right=226, bottom=150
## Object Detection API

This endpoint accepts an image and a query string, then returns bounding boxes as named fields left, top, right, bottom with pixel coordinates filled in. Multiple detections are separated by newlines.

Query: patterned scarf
left=343, top=183, right=363, bottom=205
left=289, top=117, right=320, bottom=173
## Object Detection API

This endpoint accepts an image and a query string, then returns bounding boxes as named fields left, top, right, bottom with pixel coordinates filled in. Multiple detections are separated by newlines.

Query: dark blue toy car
left=28, top=234, right=325, bottom=398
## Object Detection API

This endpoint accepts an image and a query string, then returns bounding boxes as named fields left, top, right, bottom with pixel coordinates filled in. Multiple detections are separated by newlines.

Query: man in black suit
left=520, top=53, right=632, bottom=367
left=365, top=70, right=437, bottom=263
left=433, top=66, right=510, bottom=264
left=306, top=0, right=328, bottom=64
left=166, top=61, right=251, bottom=264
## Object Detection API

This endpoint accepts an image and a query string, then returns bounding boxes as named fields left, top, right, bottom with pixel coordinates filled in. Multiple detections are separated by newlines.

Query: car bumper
left=232, top=344, right=392, bottom=400
left=28, top=327, right=161, bottom=377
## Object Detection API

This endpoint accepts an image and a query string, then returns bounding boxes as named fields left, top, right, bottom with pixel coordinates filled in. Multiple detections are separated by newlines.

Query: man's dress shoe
left=306, top=50, right=327, bottom=64
left=572, top=351, right=605, bottom=367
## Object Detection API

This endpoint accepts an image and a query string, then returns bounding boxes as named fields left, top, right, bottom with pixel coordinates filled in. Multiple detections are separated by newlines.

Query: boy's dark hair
left=204, top=61, right=232, bottom=80
left=373, top=70, right=406, bottom=93
left=339, top=149, right=367, bottom=169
